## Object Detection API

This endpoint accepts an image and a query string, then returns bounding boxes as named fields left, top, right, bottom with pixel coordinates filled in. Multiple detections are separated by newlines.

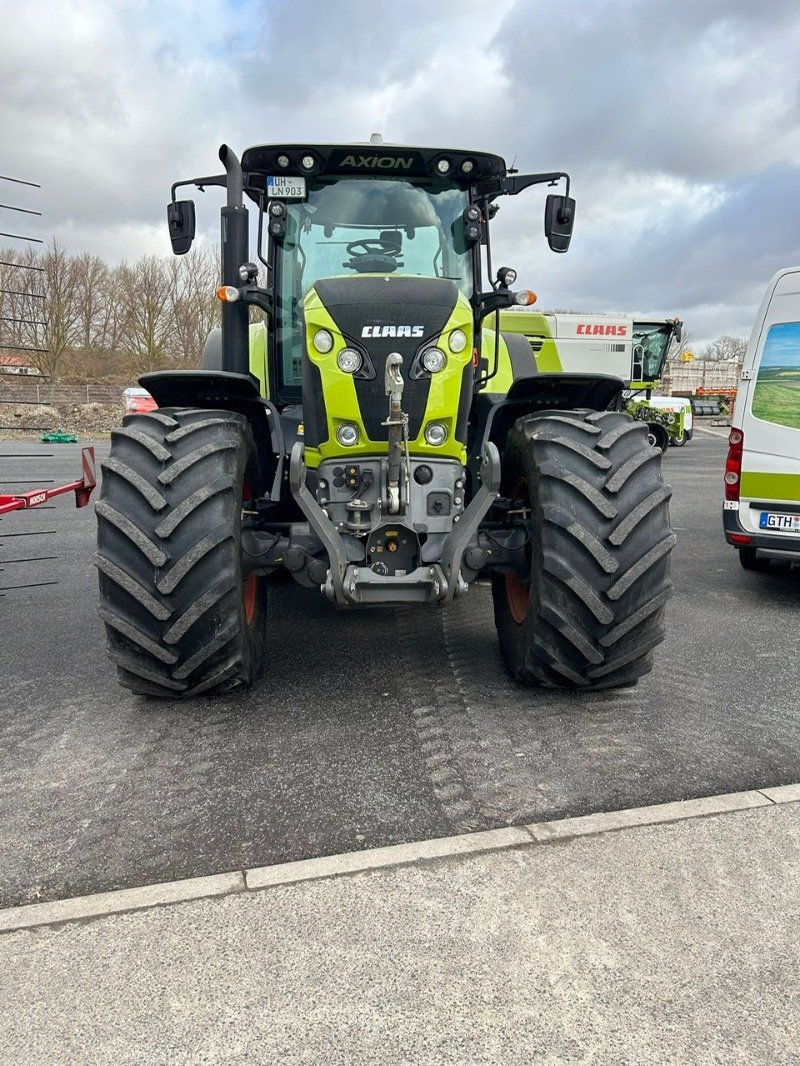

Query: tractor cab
left=631, top=318, right=683, bottom=387
left=236, top=141, right=573, bottom=410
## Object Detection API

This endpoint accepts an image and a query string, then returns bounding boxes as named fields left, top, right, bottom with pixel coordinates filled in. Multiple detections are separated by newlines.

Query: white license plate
left=266, top=175, right=306, bottom=199
left=760, top=511, right=800, bottom=531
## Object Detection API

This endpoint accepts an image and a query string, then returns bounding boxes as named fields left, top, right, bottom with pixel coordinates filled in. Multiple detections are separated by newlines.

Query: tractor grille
left=314, top=276, right=458, bottom=443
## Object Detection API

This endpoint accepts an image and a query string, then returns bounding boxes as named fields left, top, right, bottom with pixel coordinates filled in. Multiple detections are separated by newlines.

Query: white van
left=648, top=396, right=694, bottom=446
left=724, top=267, right=800, bottom=570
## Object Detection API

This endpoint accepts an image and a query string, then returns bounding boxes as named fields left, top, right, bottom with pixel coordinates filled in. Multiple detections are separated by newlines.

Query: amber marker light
left=216, top=285, right=240, bottom=302
left=513, top=290, right=537, bottom=306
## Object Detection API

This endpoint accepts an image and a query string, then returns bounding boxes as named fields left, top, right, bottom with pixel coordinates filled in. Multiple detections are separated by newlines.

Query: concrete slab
left=528, top=789, right=770, bottom=842
left=760, top=782, right=800, bottom=804
left=0, top=871, right=244, bottom=933
left=2, top=804, right=798, bottom=1065
left=245, top=826, right=533, bottom=889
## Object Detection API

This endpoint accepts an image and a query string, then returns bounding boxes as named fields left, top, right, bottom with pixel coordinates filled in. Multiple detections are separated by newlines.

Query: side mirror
left=544, top=194, right=575, bottom=253
left=672, top=319, right=683, bottom=346
left=167, top=200, right=196, bottom=255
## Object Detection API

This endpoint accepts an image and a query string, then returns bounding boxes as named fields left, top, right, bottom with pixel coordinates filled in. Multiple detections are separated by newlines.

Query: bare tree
left=118, top=255, right=178, bottom=375
left=702, top=335, right=748, bottom=362
left=168, top=246, right=220, bottom=369
left=18, top=240, right=83, bottom=401
left=73, top=252, right=110, bottom=351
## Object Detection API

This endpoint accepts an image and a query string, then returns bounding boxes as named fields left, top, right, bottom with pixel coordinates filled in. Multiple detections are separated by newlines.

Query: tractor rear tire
left=96, top=408, right=267, bottom=697
left=491, top=410, right=675, bottom=690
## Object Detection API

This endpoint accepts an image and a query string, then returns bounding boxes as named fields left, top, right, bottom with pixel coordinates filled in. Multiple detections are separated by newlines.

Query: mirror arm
left=240, top=286, right=274, bottom=315
left=170, top=174, right=227, bottom=203
left=477, top=289, right=514, bottom=321
left=501, top=171, right=570, bottom=200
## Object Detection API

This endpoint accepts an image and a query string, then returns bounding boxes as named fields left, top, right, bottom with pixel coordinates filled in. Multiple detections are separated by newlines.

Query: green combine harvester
left=95, top=137, right=675, bottom=697
left=499, top=310, right=685, bottom=450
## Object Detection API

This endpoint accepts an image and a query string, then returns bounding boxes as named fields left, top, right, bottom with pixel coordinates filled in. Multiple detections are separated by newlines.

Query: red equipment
left=0, top=447, right=96, bottom=515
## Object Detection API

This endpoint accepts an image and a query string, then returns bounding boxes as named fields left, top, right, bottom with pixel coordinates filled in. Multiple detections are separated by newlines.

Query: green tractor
left=95, top=138, right=675, bottom=697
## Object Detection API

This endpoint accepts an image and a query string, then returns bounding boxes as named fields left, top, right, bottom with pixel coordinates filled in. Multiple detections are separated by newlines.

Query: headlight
left=421, top=348, right=447, bottom=373
left=424, top=422, right=447, bottom=446
left=448, top=329, right=467, bottom=354
left=337, top=348, right=363, bottom=374
left=336, top=423, right=359, bottom=447
left=313, top=329, right=334, bottom=354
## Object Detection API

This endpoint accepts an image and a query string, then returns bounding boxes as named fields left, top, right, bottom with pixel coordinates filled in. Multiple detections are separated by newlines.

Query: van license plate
left=760, top=511, right=800, bottom=531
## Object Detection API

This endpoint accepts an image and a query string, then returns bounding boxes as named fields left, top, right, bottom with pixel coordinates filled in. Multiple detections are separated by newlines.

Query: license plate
left=759, top=511, right=800, bottom=532
left=266, top=175, right=306, bottom=199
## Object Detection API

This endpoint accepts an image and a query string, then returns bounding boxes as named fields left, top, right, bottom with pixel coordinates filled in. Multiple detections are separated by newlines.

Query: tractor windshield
left=273, top=176, right=470, bottom=388
left=632, top=323, right=675, bottom=383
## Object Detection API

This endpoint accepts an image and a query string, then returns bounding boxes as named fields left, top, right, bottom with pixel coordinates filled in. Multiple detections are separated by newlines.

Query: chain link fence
left=0, top=377, right=123, bottom=405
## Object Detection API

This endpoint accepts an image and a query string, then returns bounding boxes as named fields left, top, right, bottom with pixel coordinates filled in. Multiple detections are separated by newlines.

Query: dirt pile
left=0, top=402, right=124, bottom=440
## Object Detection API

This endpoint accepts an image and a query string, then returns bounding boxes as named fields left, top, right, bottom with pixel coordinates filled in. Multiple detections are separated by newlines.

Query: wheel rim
left=243, top=575, right=257, bottom=625
left=505, top=476, right=530, bottom=625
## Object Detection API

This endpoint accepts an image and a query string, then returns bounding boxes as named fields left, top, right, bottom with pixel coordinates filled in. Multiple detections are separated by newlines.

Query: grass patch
left=752, top=382, right=800, bottom=430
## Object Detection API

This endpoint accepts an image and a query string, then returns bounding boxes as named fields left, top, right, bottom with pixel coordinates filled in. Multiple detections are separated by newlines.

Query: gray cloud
left=3, top=0, right=800, bottom=343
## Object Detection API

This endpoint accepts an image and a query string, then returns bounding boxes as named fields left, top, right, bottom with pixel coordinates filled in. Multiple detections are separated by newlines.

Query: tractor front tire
left=96, top=408, right=267, bottom=697
left=491, top=410, right=675, bottom=690
left=647, top=424, right=670, bottom=452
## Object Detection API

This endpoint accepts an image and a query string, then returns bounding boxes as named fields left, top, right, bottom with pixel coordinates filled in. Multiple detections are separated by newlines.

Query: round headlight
left=337, top=348, right=363, bottom=374
left=301, top=154, right=315, bottom=171
left=336, top=423, right=359, bottom=447
left=424, top=422, right=447, bottom=446
left=313, top=329, right=334, bottom=354
left=448, top=329, right=467, bottom=354
left=422, top=348, right=447, bottom=373
left=269, top=201, right=285, bottom=217
left=461, top=160, right=474, bottom=174
left=276, top=154, right=290, bottom=168
left=436, top=158, right=451, bottom=175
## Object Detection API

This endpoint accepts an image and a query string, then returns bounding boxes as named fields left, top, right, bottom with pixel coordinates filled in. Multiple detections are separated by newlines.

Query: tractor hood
left=301, top=274, right=474, bottom=462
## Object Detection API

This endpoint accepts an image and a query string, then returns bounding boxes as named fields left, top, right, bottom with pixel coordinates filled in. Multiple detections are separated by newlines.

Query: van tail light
left=724, top=428, right=744, bottom=501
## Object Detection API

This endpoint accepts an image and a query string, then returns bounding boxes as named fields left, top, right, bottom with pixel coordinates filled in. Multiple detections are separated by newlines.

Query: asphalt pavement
left=1, top=431, right=799, bottom=909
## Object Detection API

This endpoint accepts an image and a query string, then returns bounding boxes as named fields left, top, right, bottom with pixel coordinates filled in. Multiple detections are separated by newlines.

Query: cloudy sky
left=3, top=0, right=800, bottom=345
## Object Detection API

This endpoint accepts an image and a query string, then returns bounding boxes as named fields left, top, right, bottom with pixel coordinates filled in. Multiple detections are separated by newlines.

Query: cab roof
left=241, top=142, right=507, bottom=202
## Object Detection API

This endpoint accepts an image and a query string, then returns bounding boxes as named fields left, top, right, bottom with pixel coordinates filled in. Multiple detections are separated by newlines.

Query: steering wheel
left=345, top=237, right=400, bottom=258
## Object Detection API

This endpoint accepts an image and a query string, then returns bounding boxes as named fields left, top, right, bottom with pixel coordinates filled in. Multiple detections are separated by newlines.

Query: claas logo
left=576, top=324, right=628, bottom=336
